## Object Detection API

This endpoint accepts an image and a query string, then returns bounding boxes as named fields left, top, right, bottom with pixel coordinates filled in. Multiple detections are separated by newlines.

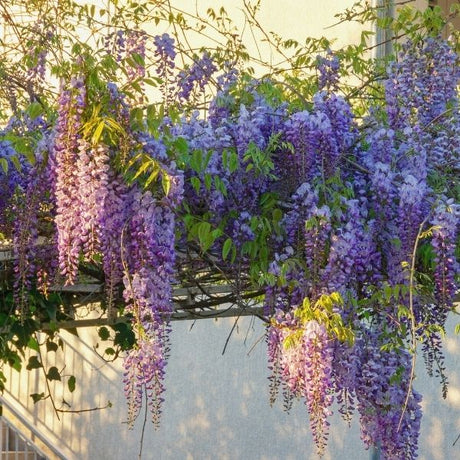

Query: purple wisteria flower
left=317, top=51, right=340, bottom=92
left=52, top=75, right=86, bottom=284
left=176, top=52, right=217, bottom=102
left=154, top=33, right=176, bottom=105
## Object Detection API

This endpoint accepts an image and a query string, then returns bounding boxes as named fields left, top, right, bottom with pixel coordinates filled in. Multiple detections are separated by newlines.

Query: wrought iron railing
left=1, top=415, right=48, bottom=460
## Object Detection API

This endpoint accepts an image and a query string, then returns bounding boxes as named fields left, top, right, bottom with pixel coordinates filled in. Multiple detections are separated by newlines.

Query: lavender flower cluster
left=356, top=338, right=422, bottom=459
left=176, top=52, right=217, bottom=102
left=44, top=72, right=183, bottom=426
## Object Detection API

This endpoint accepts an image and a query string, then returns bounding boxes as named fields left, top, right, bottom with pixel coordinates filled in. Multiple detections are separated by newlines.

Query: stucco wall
left=2, top=310, right=460, bottom=459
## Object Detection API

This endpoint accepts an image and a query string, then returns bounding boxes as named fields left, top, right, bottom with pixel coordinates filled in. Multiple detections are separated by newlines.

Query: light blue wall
left=4, top=309, right=460, bottom=459
left=113, top=313, right=460, bottom=460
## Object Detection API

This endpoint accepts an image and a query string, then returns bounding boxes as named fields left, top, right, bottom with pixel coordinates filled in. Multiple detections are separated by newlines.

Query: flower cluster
left=176, top=52, right=217, bottom=102
left=431, top=201, right=459, bottom=310
left=0, top=140, right=29, bottom=233
left=52, top=75, right=87, bottom=284
left=121, top=175, right=181, bottom=425
left=284, top=91, right=354, bottom=186
left=153, top=33, right=176, bottom=105
left=126, top=30, right=147, bottom=81
left=268, top=310, right=334, bottom=456
left=263, top=37, right=458, bottom=458
left=23, top=21, right=54, bottom=87
left=317, top=51, right=340, bottom=92
left=385, top=38, right=459, bottom=128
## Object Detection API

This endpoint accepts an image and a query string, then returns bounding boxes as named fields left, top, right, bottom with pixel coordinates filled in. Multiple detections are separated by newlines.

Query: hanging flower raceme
left=322, top=198, right=381, bottom=295
left=431, top=201, right=459, bottom=311
left=125, top=29, right=147, bottom=81
left=317, top=51, right=340, bottom=92
left=122, top=184, right=181, bottom=427
left=355, top=336, right=422, bottom=459
left=385, top=38, right=459, bottom=128
left=268, top=293, right=349, bottom=456
left=52, top=75, right=87, bottom=284
left=0, top=140, right=29, bottom=233
left=176, top=52, right=217, bottom=102
left=0, top=112, right=58, bottom=312
left=120, top=131, right=184, bottom=427
left=302, top=320, right=334, bottom=456
left=24, top=21, right=54, bottom=87
left=75, top=140, right=108, bottom=260
left=153, top=33, right=176, bottom=105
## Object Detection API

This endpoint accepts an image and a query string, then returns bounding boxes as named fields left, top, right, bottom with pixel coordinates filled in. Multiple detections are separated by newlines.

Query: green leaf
left=24, top=149, right=36, bottom=166
left=204, top=173, right=212, bottom=191
left=112, top=323, right=135, bottom=350
left=10, top=155, right=22, bottom=172
left=383, top=284, right=392, bottom=302
left=228, top=151, right=239, bottom=173
left=191, top=176, right=201, bottom=193
left=26, top=102, right=43, bottom=119
left=174, top=137, right=188, bottom=155
left=330, top=292, right=343, bottom=306
left=130, top=107, right=144, bottom=129
left=46, top=366, right=61, bottom=382
left=92, top=120, right=105, bottom=145
left=162, top=173, right=171, bottom=196
left=68, top=375, right=76, bottom=393
left=125, top=152, right=143, bottom=171
left=27, top=337, right=40, bottom=352
left=104, top=117, right=123, bottom=133
left=144, top=78, right=159, bottom=87
left=190, top=149, right=203, bottom=172
left=30, top=393, right=45, bottom=404
left=0, top=158, right=8, bottom=174
left=198, top=222, right=211, bottom=246
left=98, top=326, right=110, bottom=341
left=144, top=166, right=160, bottom=188
left=26, top=356, right=42, bottom=370
left=132, top=158, right=152, bottom=180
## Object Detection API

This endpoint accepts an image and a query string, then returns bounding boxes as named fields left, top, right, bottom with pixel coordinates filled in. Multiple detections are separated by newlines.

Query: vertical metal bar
left=0, top=419, right=3, bottom=455
left=15, top=426, right=18, bottom=460
left=0, top=415, right=55, bottom=460
left=5, top=421, right=9, bottom=458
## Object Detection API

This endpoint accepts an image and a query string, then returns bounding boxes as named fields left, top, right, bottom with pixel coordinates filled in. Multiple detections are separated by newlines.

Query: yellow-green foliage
left=281, top=292, right=355, bottom=350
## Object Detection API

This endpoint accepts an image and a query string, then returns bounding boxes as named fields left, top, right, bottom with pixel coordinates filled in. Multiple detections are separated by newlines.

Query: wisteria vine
left=0, top=24, right=459, bottom=460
